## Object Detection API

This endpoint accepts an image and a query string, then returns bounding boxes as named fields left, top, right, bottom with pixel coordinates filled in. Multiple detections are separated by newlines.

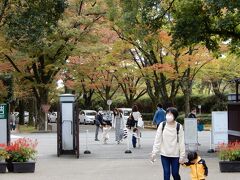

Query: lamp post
left=198, top=105, right=201, bottom=115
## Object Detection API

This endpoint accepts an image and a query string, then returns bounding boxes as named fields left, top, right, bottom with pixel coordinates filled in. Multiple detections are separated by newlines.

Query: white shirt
left=152, top=121, right=185, bottom=159
left=132, top=111, right=141, bottom=121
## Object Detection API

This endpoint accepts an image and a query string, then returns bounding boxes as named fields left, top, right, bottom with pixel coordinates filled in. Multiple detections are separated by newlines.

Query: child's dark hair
left=187, top=151, right=198, bottom=162
left=133, top=127, right=138, bottom=132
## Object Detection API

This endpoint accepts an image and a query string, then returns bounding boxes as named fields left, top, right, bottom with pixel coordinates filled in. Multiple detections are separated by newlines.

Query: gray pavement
left=2, top=125, right=240, bottom=180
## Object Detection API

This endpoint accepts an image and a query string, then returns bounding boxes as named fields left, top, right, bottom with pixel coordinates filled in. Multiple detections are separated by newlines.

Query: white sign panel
left=212, top=111, right=228, bottom=146
left=0, top=120, right=7, bottom=144
left=184, top=118, right=198, bottom=144
left=61, top=103, right=73, bottom=150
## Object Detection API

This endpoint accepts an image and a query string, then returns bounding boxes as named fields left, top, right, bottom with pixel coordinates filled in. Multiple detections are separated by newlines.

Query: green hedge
left=176, top=113, right=212, bottom=125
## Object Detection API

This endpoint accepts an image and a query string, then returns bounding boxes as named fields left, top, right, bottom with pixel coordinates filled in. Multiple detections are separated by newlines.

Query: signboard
left=107, top=100, right=112, bottom=105
left=212, top=111, right=228, bottom=147
left=0, top=104, right=8, bottom=145
left=184, top=118, right=198, bottom=150
left=0, top=104, right=7, bottom=119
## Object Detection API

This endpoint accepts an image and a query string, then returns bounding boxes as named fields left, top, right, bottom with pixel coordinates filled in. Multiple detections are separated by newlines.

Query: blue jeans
left=161, top=155, right=181, bottom=180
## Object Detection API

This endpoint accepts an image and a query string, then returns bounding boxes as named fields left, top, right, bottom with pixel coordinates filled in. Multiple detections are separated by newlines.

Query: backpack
left=126, top=113, right=135, bottom=128
left=162, top=121, right=180, bottom=143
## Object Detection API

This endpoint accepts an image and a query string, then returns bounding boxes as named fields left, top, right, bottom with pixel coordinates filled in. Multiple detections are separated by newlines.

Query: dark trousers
left=161, top=155, right=181, bottom=180
left=132, top=136, right=137, bottom=148
left=95, top=125, right=102, bottom=140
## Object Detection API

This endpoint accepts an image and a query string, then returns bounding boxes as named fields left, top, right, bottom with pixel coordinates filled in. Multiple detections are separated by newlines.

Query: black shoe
left=95, top=139, right=100, bottom=141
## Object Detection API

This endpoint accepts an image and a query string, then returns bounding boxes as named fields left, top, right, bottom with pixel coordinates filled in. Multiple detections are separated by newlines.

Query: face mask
left=166, top=114, right=174, bottom=122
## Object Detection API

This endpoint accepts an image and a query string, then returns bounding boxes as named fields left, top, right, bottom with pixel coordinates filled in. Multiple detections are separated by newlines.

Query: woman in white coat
left=150, top=107, right=185, bottom=180
left=112, top=108, right=125, bottom=144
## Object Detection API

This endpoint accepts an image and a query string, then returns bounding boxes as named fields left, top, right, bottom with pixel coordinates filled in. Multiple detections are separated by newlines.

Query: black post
left=236, top=81, right=239, bottom=102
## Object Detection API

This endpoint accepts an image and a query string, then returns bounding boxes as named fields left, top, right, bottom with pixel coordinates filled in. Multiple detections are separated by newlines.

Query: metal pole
left=125, top=129, right=132, bottom=154
left=45, top=112, right=48, bottom=131
left=208, top=128, right=215, bottom=153
left=84, top=129, right=91, bottom=154
left=236, top=82, right=239, bottom=102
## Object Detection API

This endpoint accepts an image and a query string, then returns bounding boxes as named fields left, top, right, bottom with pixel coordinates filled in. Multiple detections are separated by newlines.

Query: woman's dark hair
left=166, top=107, right=179, bottom=120
left=187, top=151, right=198, bottom=162
left=132, top=105, right=138, bottom=112
left=157, top=103, right=163, bottom=108
left=113, top=108, right=122, bottom=117
left=191, top=107, right=197, bottom=112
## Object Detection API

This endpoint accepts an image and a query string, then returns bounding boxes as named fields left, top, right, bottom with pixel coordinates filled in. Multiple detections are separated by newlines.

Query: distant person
left=132, top=127, right=140, bottom=148
left=10, top=112, right=16, bottom=131
left=131, top=105, right=142, bottom=147
left=150, top=107, right=185, bottom=180
left=131, top=105, right=142, bottom=128
left=95, top=107, right=103, bottom=141
left=112, top=108, right=124, bottom=144
left=182, top=151, right=208, bottom=180
left=102, top=122, right=112, bottom=144
left=188, top=107, right=197, bottom=118
left=153, top=103, right=166, bottom=128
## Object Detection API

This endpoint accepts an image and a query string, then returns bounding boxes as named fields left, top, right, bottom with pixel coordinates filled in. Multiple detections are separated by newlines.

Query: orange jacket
left=183, top=156, right=208, bottom=180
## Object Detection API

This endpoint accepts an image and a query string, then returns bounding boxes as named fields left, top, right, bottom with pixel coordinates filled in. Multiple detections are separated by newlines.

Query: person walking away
left=10, top=112, right=16, bottom=131
left=95, top=107, right=103, bottom=141
left=131, top=105, right=141, bottom=128
left=150, top=107, right=185, bottom=180
left=112, top=108, right=125, bottom=144
left=131, top=105, right=142, bottom=147
left=153, top=103, right=166, bottom=128
left=102, top=122, right=112, bottom=144
left=182, top=151, right=208, bottom=180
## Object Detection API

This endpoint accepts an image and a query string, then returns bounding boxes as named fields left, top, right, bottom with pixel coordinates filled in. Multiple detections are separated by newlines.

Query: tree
left=0, top=0, right=9, bottom=25
left=2, top=0, right=106, bottom=130
left=106, top=0, right=180, bottom=107
left=172, top=0, right=240, bottom=54
left=108, top=40, right=148, bottom=106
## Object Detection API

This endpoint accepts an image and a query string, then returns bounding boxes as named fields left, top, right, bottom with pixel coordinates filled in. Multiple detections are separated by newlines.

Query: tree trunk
left=35, top=88, right=49, bottom=131
left=18, top=100, right=24, bottom=125
left=183, top=90, right=191, bottom=117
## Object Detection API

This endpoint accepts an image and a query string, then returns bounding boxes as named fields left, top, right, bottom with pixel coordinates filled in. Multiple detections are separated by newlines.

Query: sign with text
left=0, top=104, right=7, bottom=119
left=0, top=103, right=8, bottom=145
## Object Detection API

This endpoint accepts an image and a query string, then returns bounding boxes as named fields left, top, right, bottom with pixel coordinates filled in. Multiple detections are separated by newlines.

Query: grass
left=17, top=125, right=37, bottom=133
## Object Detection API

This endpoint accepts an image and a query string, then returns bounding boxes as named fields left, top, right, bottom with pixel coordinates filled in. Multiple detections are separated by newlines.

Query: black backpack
left=126, top=113, right=135, bottom=128
left=162, top=121, right=180, bottom=143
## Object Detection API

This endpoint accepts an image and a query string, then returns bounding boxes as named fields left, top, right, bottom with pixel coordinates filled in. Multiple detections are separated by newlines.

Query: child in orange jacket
left=183, top=151, right=208, bottom=180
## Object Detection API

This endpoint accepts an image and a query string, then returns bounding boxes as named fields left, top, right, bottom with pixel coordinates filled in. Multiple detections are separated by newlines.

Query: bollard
left=84, top=130, right=91, bottom=154
left=207, top=128, right=215, bottom=153
left=125, top=129, right=132, bottom=154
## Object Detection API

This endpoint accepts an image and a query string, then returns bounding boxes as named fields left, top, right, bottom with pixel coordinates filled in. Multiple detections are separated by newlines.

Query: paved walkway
left=2, top=125, right=239, bottom=180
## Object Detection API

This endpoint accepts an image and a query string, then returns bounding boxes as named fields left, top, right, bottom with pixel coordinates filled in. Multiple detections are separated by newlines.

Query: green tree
left=106, top=0, right=180, bottom=107
left=172, top=0, right=240, bottom=54
left=2, top=0, right=105, bottom=130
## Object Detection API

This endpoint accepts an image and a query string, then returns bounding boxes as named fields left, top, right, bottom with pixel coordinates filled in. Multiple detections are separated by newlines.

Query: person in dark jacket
left=95, top=107, right=103, bottom=141
left=188, top=107, right=197, bottom=118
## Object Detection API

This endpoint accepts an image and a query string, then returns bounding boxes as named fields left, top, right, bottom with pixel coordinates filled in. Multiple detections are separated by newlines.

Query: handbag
left=126, top=114, right=135, bottom=128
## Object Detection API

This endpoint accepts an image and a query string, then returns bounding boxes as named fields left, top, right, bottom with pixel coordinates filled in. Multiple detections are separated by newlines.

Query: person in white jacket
left=150, top=107, right=185, bottom=180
